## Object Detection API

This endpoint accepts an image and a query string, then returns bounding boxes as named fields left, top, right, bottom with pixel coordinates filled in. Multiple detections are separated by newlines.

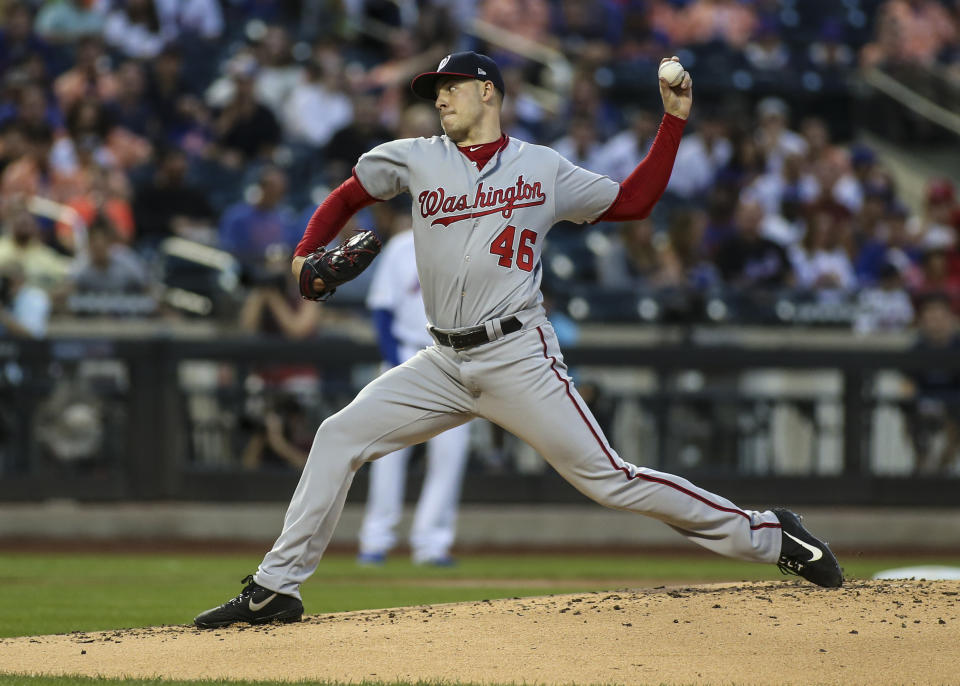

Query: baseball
left=658, top=60, right=685, bottom=87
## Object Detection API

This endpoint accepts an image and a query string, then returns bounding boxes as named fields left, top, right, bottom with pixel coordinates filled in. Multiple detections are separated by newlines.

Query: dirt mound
left=2, top=580, right=958, bottom=685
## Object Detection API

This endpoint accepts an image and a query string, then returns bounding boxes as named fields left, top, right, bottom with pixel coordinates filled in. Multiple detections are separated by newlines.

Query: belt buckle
left=451, top=333, right=470, bottom=352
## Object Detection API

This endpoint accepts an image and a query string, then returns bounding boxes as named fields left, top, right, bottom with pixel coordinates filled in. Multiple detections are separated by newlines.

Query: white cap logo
left=438, top=55, right=450, bottom=70
left=478, top=68, right=487, bottom=75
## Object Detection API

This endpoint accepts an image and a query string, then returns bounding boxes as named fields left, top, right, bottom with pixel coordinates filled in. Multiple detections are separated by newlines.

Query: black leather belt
left=430, top=316, right=522, bottom=350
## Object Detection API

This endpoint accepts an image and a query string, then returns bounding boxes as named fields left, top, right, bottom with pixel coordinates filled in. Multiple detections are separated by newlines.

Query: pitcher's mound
left=2, top=580, right=958, bottom=685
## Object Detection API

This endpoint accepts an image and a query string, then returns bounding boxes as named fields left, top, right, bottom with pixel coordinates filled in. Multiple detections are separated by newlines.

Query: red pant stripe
left=535, top=327, right=779, bottom=532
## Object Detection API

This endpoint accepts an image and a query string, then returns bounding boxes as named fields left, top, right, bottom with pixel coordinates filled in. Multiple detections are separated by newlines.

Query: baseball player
left=357, top=225, right=471, bottom=566
left=195, top=53, right=843, bottom=629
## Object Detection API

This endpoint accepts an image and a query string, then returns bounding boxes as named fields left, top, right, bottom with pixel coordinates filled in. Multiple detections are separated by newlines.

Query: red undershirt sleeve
left=294, top=171, right=381, bottom=256
left=595, top=113, right=687, bottom=223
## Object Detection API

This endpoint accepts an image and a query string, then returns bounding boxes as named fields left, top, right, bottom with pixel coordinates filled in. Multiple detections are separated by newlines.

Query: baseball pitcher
left=195, top=53, right=843, bottom=629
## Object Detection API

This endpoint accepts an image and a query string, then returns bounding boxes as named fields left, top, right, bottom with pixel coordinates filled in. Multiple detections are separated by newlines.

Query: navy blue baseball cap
left=411, top=51, right=505, bottom=100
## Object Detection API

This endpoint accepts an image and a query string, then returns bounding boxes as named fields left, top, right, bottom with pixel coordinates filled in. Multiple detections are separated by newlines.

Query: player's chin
left=441, top=122, right=466, bottom=141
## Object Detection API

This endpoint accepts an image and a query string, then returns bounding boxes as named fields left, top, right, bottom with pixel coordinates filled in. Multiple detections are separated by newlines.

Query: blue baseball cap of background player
left=411, top=51, right=505, bottom=101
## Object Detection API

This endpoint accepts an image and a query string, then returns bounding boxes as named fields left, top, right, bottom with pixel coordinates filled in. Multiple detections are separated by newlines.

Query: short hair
left=916, top=291, right=952, bottom=313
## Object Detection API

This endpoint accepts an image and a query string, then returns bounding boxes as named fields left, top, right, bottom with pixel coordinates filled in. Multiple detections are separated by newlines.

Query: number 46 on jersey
left=489, top=225, right=537, bottom=272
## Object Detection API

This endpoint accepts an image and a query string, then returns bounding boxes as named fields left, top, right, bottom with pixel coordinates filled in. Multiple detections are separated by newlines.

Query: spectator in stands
left=133, top=147, right=214, bottom=249
left=34, top=0, right=106, bottom=44
left=551, top=114, right=606, bottom=173
left=700, top=186, right=739, bottom=256
left=0, top=260, right=50, bottom=338
left=68, top=217, right=148, bottom=295
left=477, top=0, right=551, bottom=53
left=911, top=247, right=960, bottom=311
left=0, top=204, right=69, bottom=290
left=251, top=25, right=302, bottom=120
left=64, top=95, right=151, bottom=172
left=800, top=116, right=831, bottom=164
left=0, top=80, right=65, bottom=133
left=714, top=197, right=793, bottom=290
left=218, top=165, right=299, bottom=268
left=743, top=17, right=792, bottom=79
left=715, top=126, right=766, bottom=193
left=212, top=60, right=282, bottom=169
left=238, top=267, right=324, bottom=341
left=862, top=0, right=957, bottom=68
left=595, top=108, right=658, bottom=182
left=679, top=0, right=757, bottom=49
left=754, top=97, right=807, bottom=174
left=0, top=2, right=54, bottom=75
left=789, top=203, right=857, bottom=298
left=657, top=208, right=718, bottom=290
left=806, top=18, right=856, bottom=75
left=0, top=123, right=76, bottom=210
left=237, top=248, right=324, bottom=473
left=905, top=292, right=960, bottom=473
left=108, top=61, right=158, bottom=140
left=596, top=218, right=662, bottom=290
left=818, top=147, right=865, bottom=214
left=55, top=155, right=136, bottom=252
left=282, top=60, right=353, bottom=149
left=744, top=152, right=815, bottom=225
left=884, top=203, right=924, bottom=284
left=854, top=187, right=898, bottom=284
left=144, top=46, right=214, bottom=154
left=498, top=65, right=547, bottom=141
left=145, top=46, right=189, bottom=137
left=240, top=392, right=311, bottom=471
left=323, top=92, right=393, bottom=185
left=665, top=110, right=732, bottom=202
left=103, top=0, right=175, bottom=60
left=848, top=145, right=881, bottom=197
left=52, top=36, right=118, bottom=114
left=564, top=70, right=620, bottom=143
left=910, top=178, right=958, bottom=252
left=154, top=0, right=223, bottom=41
left=396, top=102, right=439, bottom=140
left=0, top=122, right=28, bottom=178
left=552, top=0, right=619, bottom=65
left=854, top=260, right=915, bottom=334
left=764, top=187, right=808, bottom=250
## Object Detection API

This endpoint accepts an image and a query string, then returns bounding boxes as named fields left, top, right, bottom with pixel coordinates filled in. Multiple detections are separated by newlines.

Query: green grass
left=1, top=551, right=958, bottom=686
left=1, top=550, right=957, bottom=639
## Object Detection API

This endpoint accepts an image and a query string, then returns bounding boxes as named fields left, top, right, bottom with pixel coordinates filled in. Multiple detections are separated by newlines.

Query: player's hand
left=658, top=56, right=692, bottom=120
left=291, top=255, right=325, bottom=292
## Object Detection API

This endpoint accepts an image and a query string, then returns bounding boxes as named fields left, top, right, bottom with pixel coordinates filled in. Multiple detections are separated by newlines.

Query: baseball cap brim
left=411, top=71, right=484, bottom=100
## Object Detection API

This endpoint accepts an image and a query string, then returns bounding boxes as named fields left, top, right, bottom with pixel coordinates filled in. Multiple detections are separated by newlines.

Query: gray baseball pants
left=255, top=319, right=782, bottom=598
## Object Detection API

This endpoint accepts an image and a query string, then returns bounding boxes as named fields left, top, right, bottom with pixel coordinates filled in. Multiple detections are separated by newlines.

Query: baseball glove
left=298, top=229, right=382, bottom=301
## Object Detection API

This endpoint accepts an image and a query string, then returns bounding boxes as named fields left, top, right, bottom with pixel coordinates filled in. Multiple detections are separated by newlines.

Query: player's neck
left=456, top=120, right=502, bottom=148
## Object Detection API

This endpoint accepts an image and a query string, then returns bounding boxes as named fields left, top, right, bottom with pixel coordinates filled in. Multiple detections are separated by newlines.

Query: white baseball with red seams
left=253, top=128, right=782, bottom=599
left=659, top=60, right=685, bottom=87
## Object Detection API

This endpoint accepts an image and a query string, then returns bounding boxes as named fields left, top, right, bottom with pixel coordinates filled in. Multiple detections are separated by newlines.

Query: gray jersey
left=355, top=136, right=620, bottom=330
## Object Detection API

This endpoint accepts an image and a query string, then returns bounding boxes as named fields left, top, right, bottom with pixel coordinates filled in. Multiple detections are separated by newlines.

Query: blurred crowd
left=0, top=0, right=957, bottom=340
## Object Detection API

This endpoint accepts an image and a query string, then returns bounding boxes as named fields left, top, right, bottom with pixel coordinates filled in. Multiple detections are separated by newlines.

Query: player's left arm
left=595, top=57, right=692, bottom=223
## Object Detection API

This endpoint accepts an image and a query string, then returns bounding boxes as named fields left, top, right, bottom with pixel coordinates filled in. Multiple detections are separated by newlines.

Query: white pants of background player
left=358, top=345, right=470, bottom=563
left=255, top=316, right=783, bottom=599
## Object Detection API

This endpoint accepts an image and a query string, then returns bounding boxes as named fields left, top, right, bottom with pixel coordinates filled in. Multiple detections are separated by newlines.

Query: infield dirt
left=2, top=579, right=957, bottom=685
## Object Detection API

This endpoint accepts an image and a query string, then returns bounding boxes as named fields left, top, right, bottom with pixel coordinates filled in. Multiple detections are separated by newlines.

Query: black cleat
left=773, top=509, right=843, bottom=588
left=194, top=575, right=303, bottom=629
